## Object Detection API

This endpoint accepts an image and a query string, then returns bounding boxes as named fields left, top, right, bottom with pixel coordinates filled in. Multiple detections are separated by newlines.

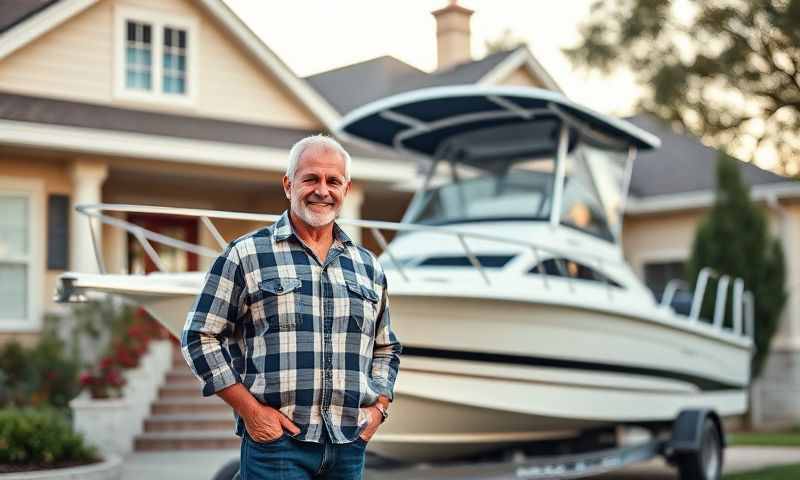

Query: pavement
left=121, top=446, right=800, bottom=480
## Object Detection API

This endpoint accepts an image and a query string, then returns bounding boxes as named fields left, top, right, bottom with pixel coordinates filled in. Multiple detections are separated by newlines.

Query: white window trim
left=113, top=5, right=198, bottom=107
left=0, top=177, right=44, bottom=332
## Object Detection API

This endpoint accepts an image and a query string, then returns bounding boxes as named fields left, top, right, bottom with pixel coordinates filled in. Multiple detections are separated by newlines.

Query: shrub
left=0, top=408, right=99, bottom=470
left=76, top=304, right=167, bottom=398
left=78, top=357, right=126, bottom=399
left=0, top=332, right=80, bottom=409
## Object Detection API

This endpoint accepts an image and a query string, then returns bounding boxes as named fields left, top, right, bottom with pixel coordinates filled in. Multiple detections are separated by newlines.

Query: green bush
left=0, top=408, right=98, bottom=466
left=0, top=333, right=80, bottom=410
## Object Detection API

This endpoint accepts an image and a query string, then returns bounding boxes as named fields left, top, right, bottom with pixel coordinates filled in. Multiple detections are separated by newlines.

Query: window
left=643, top=261, right=686, bottom=300
left=115, top=8, right=196, bottom=103
left=529, top=258, right=622, bottom=288
left=0, top=196, right=29, bottom=322
left=162, top=27, right=187, bottom=94
left=0, top=178, right=43, bottom=331
left=417, top=255, right=514, bottom=268
left=125, top=21, right=152, bottom=90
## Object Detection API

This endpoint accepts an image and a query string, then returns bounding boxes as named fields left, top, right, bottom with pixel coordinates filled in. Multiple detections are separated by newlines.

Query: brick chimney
left=432, top=0, right=474, bottom=70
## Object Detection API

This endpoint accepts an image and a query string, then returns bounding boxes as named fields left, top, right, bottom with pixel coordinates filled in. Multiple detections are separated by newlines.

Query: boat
left=56, top=85, right=753, bottom=464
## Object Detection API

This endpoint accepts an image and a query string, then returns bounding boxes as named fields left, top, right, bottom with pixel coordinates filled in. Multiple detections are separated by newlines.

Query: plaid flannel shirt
left=181, top=211, right=401, bottom=444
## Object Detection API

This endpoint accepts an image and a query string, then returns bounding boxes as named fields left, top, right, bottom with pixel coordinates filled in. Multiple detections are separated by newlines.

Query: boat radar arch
left=337, top=86, right=662, bottom=243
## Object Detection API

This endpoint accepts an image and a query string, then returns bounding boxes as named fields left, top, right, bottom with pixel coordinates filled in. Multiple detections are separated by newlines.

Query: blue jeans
left=239, top=428, right=367, bottom=480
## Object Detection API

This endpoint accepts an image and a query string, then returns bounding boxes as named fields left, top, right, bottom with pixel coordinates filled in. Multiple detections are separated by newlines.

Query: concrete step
left=151, top=397, right=231, bottom=415
left=144, top=413, right=235, bottom=432
left=135, top=430, right=241, bottom=451
left=165, top=371, right=199, bottom=383
left=158, top=384, right=201, bottom=398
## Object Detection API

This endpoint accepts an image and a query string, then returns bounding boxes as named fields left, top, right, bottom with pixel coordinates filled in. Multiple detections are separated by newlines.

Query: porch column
left=340, top=183, right=364, bottom=245
left=69, top=159, right=109, bottom=273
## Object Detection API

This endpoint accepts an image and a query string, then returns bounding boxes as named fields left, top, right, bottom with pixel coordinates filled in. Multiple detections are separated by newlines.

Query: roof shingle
left=0, top=0, right=59, bottom=33
left=305, top=49, right=519, bottom=114
left=627, top=114, right=791, bottom=197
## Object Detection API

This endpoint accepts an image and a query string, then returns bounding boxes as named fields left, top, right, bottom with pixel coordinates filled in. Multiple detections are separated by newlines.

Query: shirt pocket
left=346, top=281, right=379, bottom=337
left=259, top=277, right=303, bottom=332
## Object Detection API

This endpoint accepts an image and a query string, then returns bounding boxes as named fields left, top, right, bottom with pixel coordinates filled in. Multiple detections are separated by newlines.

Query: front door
left=127, top=214, right=199, bottom=274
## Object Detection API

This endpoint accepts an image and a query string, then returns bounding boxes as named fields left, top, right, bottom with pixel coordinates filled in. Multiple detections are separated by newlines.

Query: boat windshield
left=405, top=156, right=556, bottom=225
left=404, top=120, right=559, bottom=225
left=559, top=142, right=629, bottom=241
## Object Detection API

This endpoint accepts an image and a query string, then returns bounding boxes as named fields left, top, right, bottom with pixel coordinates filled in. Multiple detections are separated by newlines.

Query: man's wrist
left=373, top=403, right=389, bottom=423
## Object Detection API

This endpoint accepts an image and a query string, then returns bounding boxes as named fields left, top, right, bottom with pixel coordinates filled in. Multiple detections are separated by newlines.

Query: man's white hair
left=286, top=134, right=351, bottom=181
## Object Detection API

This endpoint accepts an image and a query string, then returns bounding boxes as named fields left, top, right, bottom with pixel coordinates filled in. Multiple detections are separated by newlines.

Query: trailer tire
left=211, top=458, right=240, bottom=480
left=675, top=417, right=723, bottom=480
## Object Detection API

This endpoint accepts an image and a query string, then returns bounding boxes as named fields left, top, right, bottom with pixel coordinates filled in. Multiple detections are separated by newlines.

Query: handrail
left=689, top=267, right=715, bottom=321
left=660, top=279, right=688, bottom=308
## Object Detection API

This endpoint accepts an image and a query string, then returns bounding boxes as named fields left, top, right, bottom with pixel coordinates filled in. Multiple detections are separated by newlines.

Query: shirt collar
left=273, top=210, right=354, bottom=246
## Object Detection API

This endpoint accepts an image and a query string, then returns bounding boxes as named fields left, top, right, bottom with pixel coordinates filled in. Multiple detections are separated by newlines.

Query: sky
left=223, top=0, right=643, bottom=116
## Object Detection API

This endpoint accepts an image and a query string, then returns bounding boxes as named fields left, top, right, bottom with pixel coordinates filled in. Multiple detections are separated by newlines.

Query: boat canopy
left=337, top=85, right=661, bottom=157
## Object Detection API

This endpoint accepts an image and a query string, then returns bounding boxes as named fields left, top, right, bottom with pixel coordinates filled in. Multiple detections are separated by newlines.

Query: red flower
left=79, top=371, right=94, bottom=386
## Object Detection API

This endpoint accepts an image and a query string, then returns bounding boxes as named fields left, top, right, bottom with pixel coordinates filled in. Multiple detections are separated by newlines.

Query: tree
left=686, top=153, right=787, bottom=379
left=565, top=0, right=800, bottom=176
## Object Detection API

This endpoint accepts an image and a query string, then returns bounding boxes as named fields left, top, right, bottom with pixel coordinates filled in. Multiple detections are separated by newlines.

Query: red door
left=127, top=214, right=199, bottom=274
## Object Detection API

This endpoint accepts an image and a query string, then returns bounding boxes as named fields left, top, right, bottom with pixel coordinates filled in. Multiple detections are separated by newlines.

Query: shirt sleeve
left=370, top=271, right=402, bottom=401
left=181, top=242, right=247, bottom=397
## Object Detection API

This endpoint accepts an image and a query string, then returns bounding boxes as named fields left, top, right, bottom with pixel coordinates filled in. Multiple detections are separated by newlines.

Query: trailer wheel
left=675, top=418, right=723, bottom=480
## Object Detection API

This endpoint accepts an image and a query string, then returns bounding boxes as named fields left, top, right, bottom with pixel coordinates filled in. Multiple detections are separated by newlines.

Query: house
left=1, top=0, right=798, bottom=434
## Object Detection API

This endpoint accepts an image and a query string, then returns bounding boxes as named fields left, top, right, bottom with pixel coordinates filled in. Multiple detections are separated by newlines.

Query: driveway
left=122, top=446, right=800, bottom=480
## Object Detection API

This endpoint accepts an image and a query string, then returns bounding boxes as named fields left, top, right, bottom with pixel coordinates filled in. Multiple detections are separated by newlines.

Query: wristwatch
left=374, top=403, right=389, bottom=423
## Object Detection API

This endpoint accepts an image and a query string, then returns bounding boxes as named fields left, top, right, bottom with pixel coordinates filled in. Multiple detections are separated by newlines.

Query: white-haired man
left=182, top=135, right=401, bottom=479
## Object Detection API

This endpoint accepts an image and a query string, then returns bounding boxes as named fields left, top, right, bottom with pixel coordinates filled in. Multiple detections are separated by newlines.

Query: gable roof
left=307, top=47, right=561, bottom=115
left=306, top=56, right=426, bottom=116
left=627, top=114, right=790, bottom=198
left=0, top=0, right=340, bottom=129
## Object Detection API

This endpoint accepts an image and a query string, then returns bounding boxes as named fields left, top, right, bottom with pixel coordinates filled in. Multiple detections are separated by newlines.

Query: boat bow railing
left=74, top=203, right=753, bottom=341
left=661, top=269, right=754, bottom=341
left=76, top=203, right=621, bottom=291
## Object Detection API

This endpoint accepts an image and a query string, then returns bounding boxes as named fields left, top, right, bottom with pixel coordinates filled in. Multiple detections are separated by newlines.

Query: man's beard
left=291, top=194, right=338, bottom=228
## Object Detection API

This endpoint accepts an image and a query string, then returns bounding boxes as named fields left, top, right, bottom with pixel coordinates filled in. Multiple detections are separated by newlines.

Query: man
left=181, top=135, right=401, bottom=479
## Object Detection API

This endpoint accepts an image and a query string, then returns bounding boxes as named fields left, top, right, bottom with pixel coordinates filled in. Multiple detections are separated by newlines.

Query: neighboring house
left=0, top=0, right=797, bottom=429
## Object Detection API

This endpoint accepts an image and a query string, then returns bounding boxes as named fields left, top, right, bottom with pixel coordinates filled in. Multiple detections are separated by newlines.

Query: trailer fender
left=668, top=409, right=725, bottom=454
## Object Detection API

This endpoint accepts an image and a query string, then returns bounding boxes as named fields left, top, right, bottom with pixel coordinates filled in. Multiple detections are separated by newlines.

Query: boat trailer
left=213, top=409, right=724, bottom=480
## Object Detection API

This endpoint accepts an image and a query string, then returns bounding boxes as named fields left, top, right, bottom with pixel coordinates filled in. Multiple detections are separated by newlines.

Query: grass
left=729, top=428, right=800, bottom=447
left=723, top=463, right=800, bottom=479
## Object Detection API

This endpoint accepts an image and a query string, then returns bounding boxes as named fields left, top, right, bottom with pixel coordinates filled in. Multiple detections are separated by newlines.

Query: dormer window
left=162, top=27, right=187, bottom=94
left=115, top=7, right=196, bottom=104
left=125, top=21, right=152, bottom=91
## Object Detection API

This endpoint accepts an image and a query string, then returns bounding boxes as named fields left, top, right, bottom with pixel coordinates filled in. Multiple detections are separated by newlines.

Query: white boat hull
left=58, top=271, right=750, bottom=461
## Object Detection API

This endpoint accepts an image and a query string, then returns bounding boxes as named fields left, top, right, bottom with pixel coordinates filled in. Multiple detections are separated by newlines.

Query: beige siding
left=622, top=211, right=703, bottom=278
left=0, top=2, right=114, bottom=102
left=496, top=66, right=547, bottom=88
left=0, top=0, right=322, bottom=129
